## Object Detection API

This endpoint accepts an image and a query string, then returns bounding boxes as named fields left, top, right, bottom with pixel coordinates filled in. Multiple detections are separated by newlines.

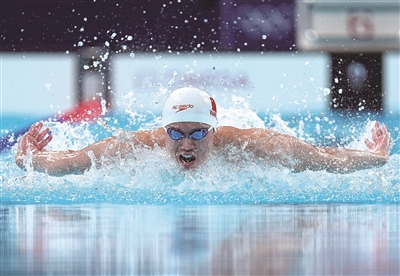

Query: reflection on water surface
left=1, top=204, right=398, bottom=275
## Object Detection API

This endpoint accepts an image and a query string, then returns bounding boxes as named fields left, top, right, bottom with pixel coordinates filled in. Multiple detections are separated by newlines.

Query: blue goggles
left=165, top=126, right=213, bottom=141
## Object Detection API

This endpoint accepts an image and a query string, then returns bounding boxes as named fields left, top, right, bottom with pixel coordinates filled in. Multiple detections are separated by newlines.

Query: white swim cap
left=162, top=87, right=217, bottom=129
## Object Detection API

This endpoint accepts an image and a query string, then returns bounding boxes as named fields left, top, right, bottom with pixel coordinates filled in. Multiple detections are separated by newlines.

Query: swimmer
left=15, top=87, right=391, bottom=176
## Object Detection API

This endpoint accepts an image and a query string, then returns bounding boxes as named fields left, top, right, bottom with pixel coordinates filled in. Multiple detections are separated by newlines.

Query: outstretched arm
left=278, top=122, right=390, bottom=173
left=15, top=122, right=165, bottom=176
left=216, top=122, right=390, bottom=173
left=15, top=122, right=119, bottom=176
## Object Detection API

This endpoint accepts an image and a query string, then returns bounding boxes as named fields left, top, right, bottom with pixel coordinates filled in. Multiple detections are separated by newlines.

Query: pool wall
left=2, top=52, right=399, bottom=117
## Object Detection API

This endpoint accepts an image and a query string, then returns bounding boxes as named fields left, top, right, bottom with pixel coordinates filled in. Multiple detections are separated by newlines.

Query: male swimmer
left=16, top=87, right=390, bottom=176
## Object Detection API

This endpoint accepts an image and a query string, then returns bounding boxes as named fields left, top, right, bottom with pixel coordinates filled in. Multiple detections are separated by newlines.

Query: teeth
left=179, top=154, right=196, bottom=163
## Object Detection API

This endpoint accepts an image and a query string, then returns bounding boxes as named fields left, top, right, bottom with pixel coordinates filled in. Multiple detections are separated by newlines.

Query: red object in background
left=1, top=99, right=106, bottom=153
left=57, top=98, right=104, bottom=123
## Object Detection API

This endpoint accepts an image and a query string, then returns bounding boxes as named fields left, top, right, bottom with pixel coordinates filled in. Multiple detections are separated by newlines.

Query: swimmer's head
left=162, top=87, right=218, bottom=129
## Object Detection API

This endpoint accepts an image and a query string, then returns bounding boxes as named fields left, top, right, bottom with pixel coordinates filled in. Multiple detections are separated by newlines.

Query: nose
left=179, top=137, right=195, bottom=150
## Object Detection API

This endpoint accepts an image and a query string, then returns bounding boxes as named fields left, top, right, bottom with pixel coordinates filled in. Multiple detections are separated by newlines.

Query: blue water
left=1, top=110, right=399, bottom=275
left=1, top=111, right=399, bottom=204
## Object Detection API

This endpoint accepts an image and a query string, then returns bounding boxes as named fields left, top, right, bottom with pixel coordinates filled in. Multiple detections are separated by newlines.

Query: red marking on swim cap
left=209, top=97, right=217, bottom=118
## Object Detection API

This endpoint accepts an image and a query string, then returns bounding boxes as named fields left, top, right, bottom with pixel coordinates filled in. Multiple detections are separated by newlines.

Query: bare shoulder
left=215, top=126, right=277, bottom=138
left=128, top=127, right=166, bottom=148
left=214, top=126, right=277, bottom=148
left=85, top=128, right=166, bottom=158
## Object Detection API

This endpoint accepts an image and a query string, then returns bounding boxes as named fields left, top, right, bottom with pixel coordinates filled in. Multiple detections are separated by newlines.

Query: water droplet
left=323, top=88, right=330, bottom=96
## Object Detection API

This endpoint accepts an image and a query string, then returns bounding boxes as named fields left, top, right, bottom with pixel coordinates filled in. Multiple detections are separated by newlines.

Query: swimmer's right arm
left=15, top=122, right=112, bottom=175
left=15, top=122, right=165, bottom=176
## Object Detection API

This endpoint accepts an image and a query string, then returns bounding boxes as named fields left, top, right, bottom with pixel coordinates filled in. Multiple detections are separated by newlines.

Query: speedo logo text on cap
left=172, top=104, right=194, bottom=113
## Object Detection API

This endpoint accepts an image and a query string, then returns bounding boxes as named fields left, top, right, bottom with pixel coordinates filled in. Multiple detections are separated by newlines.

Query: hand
left=364, top=122, right=390, bottom=158
left=16, top=122, right=53, bottom=165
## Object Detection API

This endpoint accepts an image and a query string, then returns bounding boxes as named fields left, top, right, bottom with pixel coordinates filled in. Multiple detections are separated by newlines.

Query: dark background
left=1, top=0, right=385, bottom=111
left=1, top=0, right=296, bottom=52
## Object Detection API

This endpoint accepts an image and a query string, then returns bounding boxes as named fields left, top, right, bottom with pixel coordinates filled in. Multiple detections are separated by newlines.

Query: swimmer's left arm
left=263, top=122, right=390, bottom=173
left=216, top=123, right=390, bottom=173
left=289, top=139, right=389, bottom=173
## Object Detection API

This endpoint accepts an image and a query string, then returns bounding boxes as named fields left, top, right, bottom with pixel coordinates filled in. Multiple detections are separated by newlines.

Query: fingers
left=364, top=138, right=374, bottom=150
left=27, top=135, right=41, bottom=151
left=365, top=122, right=391, bottom=158
left=382, top=125, right=388, bottom=136
left=28, top=121, right=42, bottom=137
left=371, top=122, right=388, bottom=141
left=367, top=122, right=381, bottom=147
left=38, top=133, right=53, bottom=150
left=17, top=132, right=29, bottom=155
left=36, top=127, right=50, bottom=144
left=21, top=122, right=53, bottom=152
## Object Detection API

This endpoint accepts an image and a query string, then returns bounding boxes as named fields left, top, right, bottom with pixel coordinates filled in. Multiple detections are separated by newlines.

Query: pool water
left=1, top=110, right=399, bottom=275
left=1, top=110, right=399, bottom=205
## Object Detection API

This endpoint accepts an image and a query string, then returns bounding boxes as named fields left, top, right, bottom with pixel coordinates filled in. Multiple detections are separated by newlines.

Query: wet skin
left=15, top=121, right=390, bottom=176
left=164, top=122, right=214, bottom=169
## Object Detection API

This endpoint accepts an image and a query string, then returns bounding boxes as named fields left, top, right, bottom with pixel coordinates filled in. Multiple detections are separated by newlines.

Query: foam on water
left=1, top=96, right=399, bottom=204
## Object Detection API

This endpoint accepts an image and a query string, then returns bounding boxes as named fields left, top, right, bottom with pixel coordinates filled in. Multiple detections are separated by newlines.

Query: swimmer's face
left=164, top=122, right=215, bottom=169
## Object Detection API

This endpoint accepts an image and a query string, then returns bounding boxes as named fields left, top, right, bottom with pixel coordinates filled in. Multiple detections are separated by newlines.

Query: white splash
left=2, top=97, right=398, bottom=204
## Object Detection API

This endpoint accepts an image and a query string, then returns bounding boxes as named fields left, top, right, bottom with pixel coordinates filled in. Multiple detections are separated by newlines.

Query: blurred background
left=1, top=0, right=399, bottom=117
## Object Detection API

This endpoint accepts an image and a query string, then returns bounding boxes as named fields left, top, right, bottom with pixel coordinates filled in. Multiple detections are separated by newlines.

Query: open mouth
left=179, top=154, right=196, bottom=164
